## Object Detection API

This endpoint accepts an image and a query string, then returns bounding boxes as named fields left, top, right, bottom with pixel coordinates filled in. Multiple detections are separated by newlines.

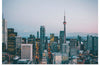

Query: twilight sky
left=2, top=0, right=98, bottom=37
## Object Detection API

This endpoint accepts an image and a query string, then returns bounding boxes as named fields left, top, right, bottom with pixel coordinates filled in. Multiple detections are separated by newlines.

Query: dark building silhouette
left=60, top=31, right=64, bottom=52
left=54, top=36, right=58, bottom=44
left=40, top=26, right=45, bottom=52
left=28, top=34, right=36, bottom=59
left=22, top=38, right=26, bottom=44
left=37, top=31, right=39, bottom=39
left=7, top=28, right=17, bottom=56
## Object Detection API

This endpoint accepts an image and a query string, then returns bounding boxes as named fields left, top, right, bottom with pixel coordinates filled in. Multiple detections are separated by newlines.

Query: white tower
left=2, top=16, right=7, bottom=50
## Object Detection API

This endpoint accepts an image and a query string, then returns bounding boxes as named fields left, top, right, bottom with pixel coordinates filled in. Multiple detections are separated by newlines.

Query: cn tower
left=63, top=11, right=66, bottom=43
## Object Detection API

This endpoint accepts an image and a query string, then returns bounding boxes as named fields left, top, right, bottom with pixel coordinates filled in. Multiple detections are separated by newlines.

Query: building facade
left=93, top=36, right=98, bottom=55
left=54, top=36, right=58, bottom=44
left=50, top=33, right=55, bottom=51
left=87, top=35, right=93, bottom=52
left=54, top=53, right=62, bottom=64
left=21, top=44, right=33, bottom=61
left=69, top=39, right=78, bottom=57
left=2, top=18, right=7, bottom=50
left=16, top=36, right=22, bottom=56
left=7, top=28, right=17, bottom=56
left=60, top=31, right=64, bottom=52
left=62, top=43, right=69, bottom=63
left=22, top=38, right=26, bottom=44
left=16, top=36, right=22, bottom=49
left=28, top=34, right=36, bottom=59
left=40, top=26, right=45, bottom=52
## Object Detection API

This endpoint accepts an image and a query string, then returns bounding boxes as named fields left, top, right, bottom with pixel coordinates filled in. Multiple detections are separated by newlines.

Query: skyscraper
left=87, top=35, right=93, bottom=52
left=16, top=36, right=22, bottom=56
left=16, top=36, right=22, bottom=49
left=28, top=34, right=36, bottom=59
left=2, top=17, right=7, bottom=50
left=77, top=35, right=81, bottom=50
left=60, top=31, right=64, bottom=51
left=93, top=36, right=98, bottom=55
left=7, top=28, right=17, bottom=56
left=87, top=35, right=98, bottom=55
left=69, top=39, right=78, bottom=57
left=40, top=26, right=45, bottom=59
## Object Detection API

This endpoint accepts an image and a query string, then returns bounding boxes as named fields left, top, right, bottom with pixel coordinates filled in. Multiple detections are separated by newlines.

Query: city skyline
left=2, top=0, right=98, bottom=64
left=2, top=0, right=98, bottom=37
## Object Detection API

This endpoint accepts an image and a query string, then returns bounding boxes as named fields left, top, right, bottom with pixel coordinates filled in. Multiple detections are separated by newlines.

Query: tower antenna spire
left=64, top=10, right=66, bottom=21
left=63, top=10, right=66, bottom=43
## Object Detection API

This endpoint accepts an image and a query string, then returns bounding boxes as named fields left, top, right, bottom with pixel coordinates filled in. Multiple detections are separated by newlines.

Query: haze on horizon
left=2, top=0, right=98, bottom=37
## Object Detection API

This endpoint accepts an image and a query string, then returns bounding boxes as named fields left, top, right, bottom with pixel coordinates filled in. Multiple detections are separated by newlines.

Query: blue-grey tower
left=63, top=11, right=66, bottom=43
left=40, top=26, right=45, bottom=52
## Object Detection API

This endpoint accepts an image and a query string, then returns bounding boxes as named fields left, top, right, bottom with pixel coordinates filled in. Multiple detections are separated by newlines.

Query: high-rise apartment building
left=60, top=31, right=64, bottom=51
left=77, top=35, right=81, bottom=50
left=93, top=36, right=98, bottom=55
left=7, top=28, right=17, bottom=56
left=2, top=17, right=7, bottom=50
left=40, top=26, right=45, bottom=52
left=87, top=35, right=98, bottom=55
left=16, top=36, right=22, bottom=49
left=21, top=44, right=33, bottom=61
left=16, top=36, right=22, bottom=56
left=28, top=34, right=36, bottom=59
left=69, top=39, right=78, bottom=57
left=87, top=35, right=93, bottom=52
